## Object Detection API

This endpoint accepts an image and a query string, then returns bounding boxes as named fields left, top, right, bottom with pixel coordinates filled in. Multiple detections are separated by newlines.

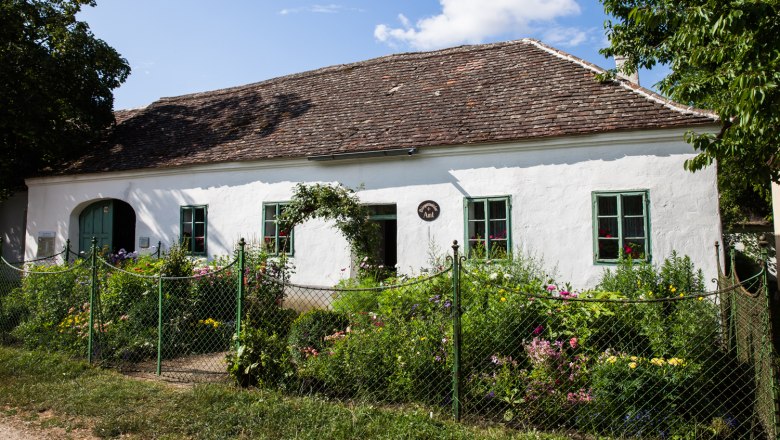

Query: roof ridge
left=521, top=39, right=717, bottom=120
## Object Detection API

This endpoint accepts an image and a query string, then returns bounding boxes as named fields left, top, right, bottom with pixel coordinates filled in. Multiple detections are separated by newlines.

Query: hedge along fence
left=0, top=238, right=778, bottom=438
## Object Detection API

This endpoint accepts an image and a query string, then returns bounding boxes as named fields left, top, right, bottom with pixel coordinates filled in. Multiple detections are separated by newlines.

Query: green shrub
left=331, top=277, right=382, bottom=313
left=287, top=309, right=348, bottom=365
left=8, top=261, right=91, bottom=354
left=595, top=253, right=717, bottom=361
left=299, top=318, right=397, bottom=399
left=583, top=352, right=703, bottom=436
left=227, top=324, right=293, bottom=388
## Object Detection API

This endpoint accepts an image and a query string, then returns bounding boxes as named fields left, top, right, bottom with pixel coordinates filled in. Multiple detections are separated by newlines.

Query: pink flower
left=560, top=290, right=570, bottom=297
left=546, top=285, right=556, bottom=292
left=532, top=325, right=544, bottom=335
left=569, top=337, right=578, bottom=349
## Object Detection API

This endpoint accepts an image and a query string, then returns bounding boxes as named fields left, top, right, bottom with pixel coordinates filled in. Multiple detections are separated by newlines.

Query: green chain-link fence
left=0, top=238, right=778, bottom=438
left=718, top=244, right=779, bottom=439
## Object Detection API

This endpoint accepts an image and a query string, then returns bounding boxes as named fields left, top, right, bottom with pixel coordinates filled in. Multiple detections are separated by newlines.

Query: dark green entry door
left=79, top=200, right=114, bottom=253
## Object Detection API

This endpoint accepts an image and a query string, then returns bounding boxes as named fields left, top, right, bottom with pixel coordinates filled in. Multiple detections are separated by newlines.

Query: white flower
left=489, top=273, right=499, bottom=280
left=504, top=273, right=512, bottom=279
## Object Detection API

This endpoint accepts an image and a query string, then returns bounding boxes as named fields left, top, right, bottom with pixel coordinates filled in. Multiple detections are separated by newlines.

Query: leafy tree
left=600, top=0, right=779, bottom=227
left=0, top=0, right=130, bottom=199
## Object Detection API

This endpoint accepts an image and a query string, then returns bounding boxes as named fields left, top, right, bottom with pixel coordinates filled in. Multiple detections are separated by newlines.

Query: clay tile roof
left=61, top=39, right=717, bottom=175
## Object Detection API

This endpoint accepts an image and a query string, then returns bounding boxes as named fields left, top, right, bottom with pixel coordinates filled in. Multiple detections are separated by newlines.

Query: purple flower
left=532, top=325, right=544, bottom=335
left=443, top=300, right=452, bottom=309
left=486, top=391, right=495, bottom=399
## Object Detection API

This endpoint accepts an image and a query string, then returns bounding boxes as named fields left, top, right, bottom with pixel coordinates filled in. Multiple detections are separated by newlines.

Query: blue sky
left=79, top=0, right=669, bottom=110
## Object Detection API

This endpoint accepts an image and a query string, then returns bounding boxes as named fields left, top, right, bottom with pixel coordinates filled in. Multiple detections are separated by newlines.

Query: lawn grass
left=0, top=346, right=569, bottom=439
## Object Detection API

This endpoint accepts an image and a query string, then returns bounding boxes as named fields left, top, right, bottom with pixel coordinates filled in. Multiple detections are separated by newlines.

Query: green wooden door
left=79, top=200, right=114, bottom=253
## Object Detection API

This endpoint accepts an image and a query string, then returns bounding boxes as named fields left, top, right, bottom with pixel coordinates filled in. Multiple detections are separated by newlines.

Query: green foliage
left=241, top=243, right=297, bottom=337
left=596, top=253, right=717, bottom=360
left=0, top=0, right=130, bottom=198
left=600, top=0, right=779, bottom=223
left=226, top=324, right=292, bottom=388
left=279, top=183, right=380, bottom=269
left=331, top=277, right=382, bottom=313
left=585, top=353, right=706, bottom=437
left=159, top=242, right=194, bottom=277
left=7, top=260, right=91, bottom=354
left=287, top=309, right=349, bottom=365
left=299, top=312, right=451, bottom=403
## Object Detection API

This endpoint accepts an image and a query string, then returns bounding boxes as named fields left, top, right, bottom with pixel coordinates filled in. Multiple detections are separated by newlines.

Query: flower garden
left=0, top=241, right=776, bottom=439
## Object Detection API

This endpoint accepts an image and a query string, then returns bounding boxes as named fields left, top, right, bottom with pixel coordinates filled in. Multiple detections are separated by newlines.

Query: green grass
left=0, top=346, right=569, bottom=439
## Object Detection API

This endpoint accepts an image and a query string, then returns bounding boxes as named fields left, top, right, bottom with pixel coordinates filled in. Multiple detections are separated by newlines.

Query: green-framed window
left=593, top=191, right=650, bottom=262
left=180, top=205, right=207, bottom=256
left=263, top=203, right=293, bottom=255
left=465, top=196, right=511, bottom=258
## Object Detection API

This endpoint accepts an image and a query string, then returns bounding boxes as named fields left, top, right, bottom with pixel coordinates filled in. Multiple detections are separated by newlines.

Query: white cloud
left=542, top=26, right=595, bottom=47
left=279, top=4, right=362, bottom=15
left=374, top=0, right=581, bottom=50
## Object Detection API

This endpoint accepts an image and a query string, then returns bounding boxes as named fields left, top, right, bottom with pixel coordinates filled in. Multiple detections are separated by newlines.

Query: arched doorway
left=78, top=199, right=136, bottom=254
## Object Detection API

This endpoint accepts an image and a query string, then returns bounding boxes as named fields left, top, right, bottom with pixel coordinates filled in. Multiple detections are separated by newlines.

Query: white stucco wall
left=0, top=191, right=27, bottom=262
left=22, top=128, right=721, bottom=288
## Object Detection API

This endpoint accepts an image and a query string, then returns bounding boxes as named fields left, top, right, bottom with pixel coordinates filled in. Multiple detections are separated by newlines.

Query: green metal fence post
left=156, top=241, right=162, bottom=259
left=451, top=240, right=462, bottom=421
left=0, top=238, right=3, bottom=262
left=157, top=274, right=163, bottom=376
left=88, top=237, right=97, bottom=364
left=236, top=238, right=246, bottom=350
left=65, top=239, right=71, bottom=264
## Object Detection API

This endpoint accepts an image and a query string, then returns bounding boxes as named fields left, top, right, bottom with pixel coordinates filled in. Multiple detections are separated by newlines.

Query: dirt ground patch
left=0, top=408, right=97, bottom=440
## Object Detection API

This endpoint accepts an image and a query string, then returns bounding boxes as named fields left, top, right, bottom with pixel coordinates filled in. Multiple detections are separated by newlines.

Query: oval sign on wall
left=417, top=200, right=440, bottom=221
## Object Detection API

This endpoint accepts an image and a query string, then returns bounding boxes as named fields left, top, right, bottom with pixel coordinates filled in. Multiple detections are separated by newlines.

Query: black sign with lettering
left=417, top=200, right=440, bottom=221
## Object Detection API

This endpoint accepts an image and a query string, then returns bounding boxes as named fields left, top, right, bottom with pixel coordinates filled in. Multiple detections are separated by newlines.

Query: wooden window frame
left=262, top=202, right=294, bottom=256
left=180, top=205, right=208, bottom=256
left=464, top=196, right=512, bottom=258
left=592, top=190, right=651, bottom=264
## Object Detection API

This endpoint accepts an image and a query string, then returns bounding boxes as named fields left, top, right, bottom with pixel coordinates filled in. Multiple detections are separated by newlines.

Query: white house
left=2, top=39, right=721, bottom=287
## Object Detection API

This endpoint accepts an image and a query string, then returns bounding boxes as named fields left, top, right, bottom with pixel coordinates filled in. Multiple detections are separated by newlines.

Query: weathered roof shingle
left=62, top=39, right=716, bottom=175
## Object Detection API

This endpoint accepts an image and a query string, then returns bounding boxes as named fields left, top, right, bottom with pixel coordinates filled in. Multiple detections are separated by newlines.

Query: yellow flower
left=697, top=296, right=704, bottom=301
left=419, top=336, right=426, bottom=341
left=628, top=362, right=637, bottom=369
left=650, top=358, right=665, bottom=366
left=630, top=356, right=638, bottom=361
left=500, top=297, right=506, bottom=302
left=668, top=358, right=684, bottom=366
left=670, top=285, right=677, bottom=293
left=679, top=293, right=684, bottom=298
left=607, top=356, right=617, bottom=364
